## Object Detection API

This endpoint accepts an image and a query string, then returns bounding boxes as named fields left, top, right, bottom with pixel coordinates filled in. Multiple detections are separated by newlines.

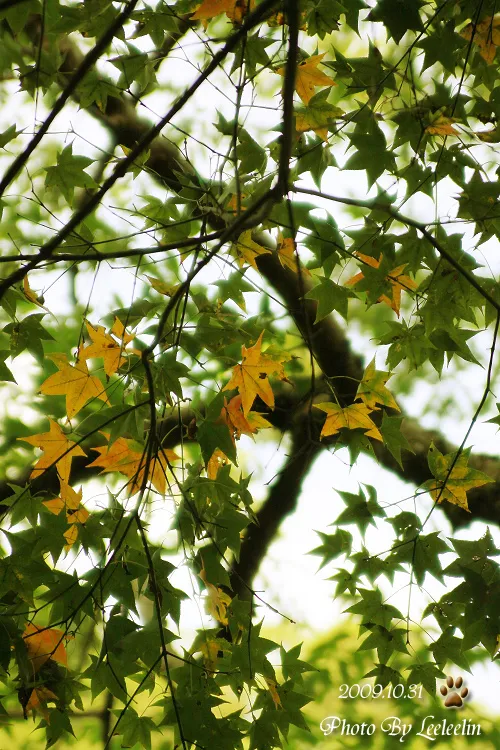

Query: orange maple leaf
left=226, top=192, right=247, bottom=215
left=425, top=115, right=459, bottom=136
left=81, top=318, right=134, bottom=377
left=88, top=435, right=179, bottom=496
left=223, top=332, right=287, bottom=415
left=231, top=230, right=271, bottom=271
left=25, top=686, right=59, bottom=721
left=314, top=401, right=383, bottom=442
left=461, top=15, right=500, bottom=64
left=23, top=623, right=68, bottom=673
left=207, top=447, right=231, bottom=479
left=276, top=233, right=310, bottom=275
left=19, top=419, right=86, bottom=483
left=40, top=353, right=109, bottom=419
left=346, top=253, right=417, bottom=316
left=277, top=53, right=336, bottom=105
left=219, top=394, right=272, bottom=443
left=191, top=0, right=253, bottom=27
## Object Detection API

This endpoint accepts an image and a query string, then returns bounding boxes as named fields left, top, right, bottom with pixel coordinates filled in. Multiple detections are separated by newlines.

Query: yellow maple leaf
left=314, top=401, right=383, bottom=441
left=43, top=480, right=82, bottom=516
left=422, top=444, right=494, bottom=512
left=425, top=115, right=459, bottom=136
left=43, top=481, right=89, bottom=549
left=81, top=319, right=134, bottom=377
left=110, top=317, right=134, bottom=346
left=199, top=563, right=232, bottom=625
left=277, top=53, right=336, bottom=105
left=267, top=9, right=307, bottom=28
left=461, top=15, right=500, bottom=64
left=88, top=435, right=179, bottom=496
left=295, top=102, right=344, bottom=141
left=223, top=332, right=287, bottom=415
left=265, top=677, right=283, bottom=709
left=199, top=637, right=225, bottom=672
left=22, top=275, right=51, bottom=314
left=40, top=353, right=109, bottom=420
left=63, top=524, right=79, bottom=550
left=346, top=253, right=417, bottom=317
left=276, top=232, right=310, bottom=275
left=19, top=419, right=86, bottom=483
left=23, top=623, right=68, bottom=673
left=231, top=230, right=271, bottom=271
left=145, top=275, right=180, bottom=297
left=356, top=358, right=400, bottom=411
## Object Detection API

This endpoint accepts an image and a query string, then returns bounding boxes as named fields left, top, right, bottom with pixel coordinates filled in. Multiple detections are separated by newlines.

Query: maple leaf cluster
left=203, top=334, right=284, bottom=478
left=315, top=358, right=399, bottom=442
left=38, top=317, right=135, bottom=423
left=88, top=434, right=179, bottom=496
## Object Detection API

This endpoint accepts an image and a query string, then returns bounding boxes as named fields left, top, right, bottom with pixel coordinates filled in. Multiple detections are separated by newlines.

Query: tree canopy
left=1, top=0, right=500, bottom=747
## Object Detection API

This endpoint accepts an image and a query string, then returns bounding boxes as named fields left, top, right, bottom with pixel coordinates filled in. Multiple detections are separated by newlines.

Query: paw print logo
left=440, top=676, right=469, bottom=708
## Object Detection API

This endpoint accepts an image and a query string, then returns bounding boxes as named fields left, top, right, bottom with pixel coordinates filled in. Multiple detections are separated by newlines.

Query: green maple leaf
left=379, top=414, right=414, bottom=469
left=214, top=270, right=254, bottom=311
left=280, top=643, right=316, bottom=680
left=431, top=631, right=471, bottom=672
left=358, top=624, right=409, bottom=664
left=368, top=0, right=424, bottom=43
left=407, top=662, right=445, bottom=697
left=445, top=528, right=500, bottom=583
left=335, top=484, right=385, bottom=536
left=310, top=528, right=353, bottom=568
left=344, top=588, right=404, bottom=629
left=387, top=511, right=421, bottom=539
left=363, top=663, right=403, bottom=688
left=345, top=120, right=396, bottom=185
left=44, top=143, right=96, bottom=206
left=328, top=568, right=357, bottom=597
left=391, top=531, right=450, bottom=585
left=304, top=276, right=350, bottom=321
left=352, top=547, right=404, bottom=584
left=418, top=21, right=466, bottom=73
left=116, top=707, right=157, bottom=750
